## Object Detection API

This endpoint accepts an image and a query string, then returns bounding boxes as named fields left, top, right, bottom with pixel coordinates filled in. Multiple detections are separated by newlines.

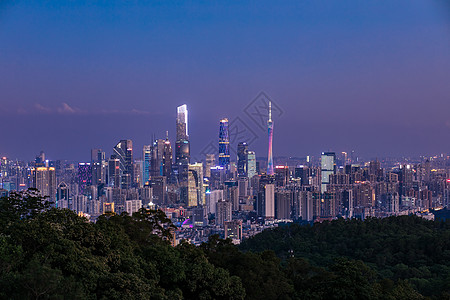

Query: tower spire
left=267, top=101, right=274, bottom=176
left=269, top=101, right=272, bottom=122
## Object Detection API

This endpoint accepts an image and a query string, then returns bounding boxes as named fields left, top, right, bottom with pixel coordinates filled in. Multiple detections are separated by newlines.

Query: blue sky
left=1, top=1, right=450, bottom=161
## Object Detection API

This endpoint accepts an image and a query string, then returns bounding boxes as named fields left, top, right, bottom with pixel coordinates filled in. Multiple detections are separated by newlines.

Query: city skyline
left=1, top=1, right=450, bottom=160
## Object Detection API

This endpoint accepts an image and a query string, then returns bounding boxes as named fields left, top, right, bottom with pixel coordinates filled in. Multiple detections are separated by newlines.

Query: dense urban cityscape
left=1, top=102, right=450, bottom=246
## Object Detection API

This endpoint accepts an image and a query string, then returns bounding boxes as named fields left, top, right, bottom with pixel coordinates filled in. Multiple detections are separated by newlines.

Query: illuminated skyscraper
left=237, top=142, right=248, bottom=177
left=219, top=118, right=230, bottom=167
left=321, top=152, right=336, bottom=192
left=150, top=138, right=165, bottom=177
left=247, top=151, right=257, bottom=178
left=176, top=105, right=190, bottom=203
left=162, top=132, right=173, bottom=178
left=143, top=145, right=151, bottom=184
left=175, top=104, right=190, bottom=165
left=33, top=167, right=56, bottom=202
left=78, top=163, right=92, bottom=195
left=112, top=140, right=133, bottom=188
left=188, top=163, right=204, bottom=207
left=267, top=102, right=274, bottom=176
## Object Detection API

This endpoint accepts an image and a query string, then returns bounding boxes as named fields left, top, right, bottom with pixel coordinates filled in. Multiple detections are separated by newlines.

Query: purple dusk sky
left=1, top=1, right=450, bottom=161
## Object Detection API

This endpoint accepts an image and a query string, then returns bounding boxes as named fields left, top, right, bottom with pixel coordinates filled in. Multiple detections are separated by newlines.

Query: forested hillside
left=0, top=190, right=442, bottom=299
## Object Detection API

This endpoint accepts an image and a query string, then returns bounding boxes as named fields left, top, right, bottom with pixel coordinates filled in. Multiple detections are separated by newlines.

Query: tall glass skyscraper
left=176, top=104, right=190, bottom=165
left=219, top=118, right=230, bottom=167
left=142, top=145, right=151, bottom=184
left=321, top=152, right=336, bottom=192
left=237, top=142, right=248, bottom=177
left=247, top=151, right=257, bottom=178
left=267, top=102, right=274, bottom=176
left=162, top=132, right=173, bottom=178
left=112, top=139, right=133, bottom=188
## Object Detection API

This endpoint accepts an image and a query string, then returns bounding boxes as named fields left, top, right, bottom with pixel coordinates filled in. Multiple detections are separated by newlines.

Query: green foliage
left=0, top=190, right=245, bottom=299
left=240, top=216, right=450, bottom=298
left=1, top=190, right=447, bottom=299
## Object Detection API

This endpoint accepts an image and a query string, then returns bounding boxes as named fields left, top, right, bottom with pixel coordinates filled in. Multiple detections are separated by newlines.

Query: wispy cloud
left=57, top=103, right=81, bottom=114
left=17, top=103, right=155, bottom=116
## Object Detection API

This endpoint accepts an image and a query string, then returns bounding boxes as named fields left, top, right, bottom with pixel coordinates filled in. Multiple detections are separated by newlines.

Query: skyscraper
left=237, top=142, right=248, bottom=177
left=33, top=167, right=56, bottom=202
left=112, top=140, right=133, bottom=188
left=150, top=138, right=165, bottom=177
left=247, top=151, right=257, bottom=178
left=162, top=132, right=173, bottom=178
left=267, top=102, right=274, bottom=176
left=219, top=118, right=230, bottom=168
left=321, top=152, right=336, bottom=192
left=175, top=104, right=190, bottom=165
left=176, top=105, right=190, bottom=204
left=91, top=149, right=105, bottom=163
left=188, top=162, right=204, bottom=207
left=142, top=145, right=151, bottom=184
left=78, top=163, right=92, bottom=195
left=107, top=158, right=121, bottom=187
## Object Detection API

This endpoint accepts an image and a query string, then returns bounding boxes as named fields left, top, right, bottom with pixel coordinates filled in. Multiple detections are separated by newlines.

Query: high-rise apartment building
left=33, top=167, right=56, bottom=202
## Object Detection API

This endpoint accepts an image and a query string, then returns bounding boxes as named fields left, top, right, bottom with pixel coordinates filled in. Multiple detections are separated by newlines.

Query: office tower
left=188, top=163, right=204, bottom=207
left=33, top=167, right=56, bottom=202
left=219, top=118, right=230, bottom=167
left=143, top=145, right=151, bottom=184
left=247, top=151, right=257, bottom=178
left=78, top=163, right=92, bottom=195
left=216, top=200, right=232, bottom=225
left=204, top=154, right=215, bottom=178
left=107, top=158, right=121, bottom=187
left=321, top=152, right=336, bottom=192
left=175, top=105, right=190, bottom=203
left=237, top=142, right=248, bottom=177
left=112, top=140, right=133, bottom=188
left=162, top=132, right=173, bottom=178
left=267, top=102, right=274, bottom=175
left=151, top=139, right=165, bottom=177
left=175, top=104, right=190, bottom=166
left=91, top=149, right=105, bottom=163
left=224, top=220, right=243, bottom=241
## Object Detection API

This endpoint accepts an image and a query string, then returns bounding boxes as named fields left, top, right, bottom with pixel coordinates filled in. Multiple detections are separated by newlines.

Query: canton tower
left=267, top=101, right=274, bottom=175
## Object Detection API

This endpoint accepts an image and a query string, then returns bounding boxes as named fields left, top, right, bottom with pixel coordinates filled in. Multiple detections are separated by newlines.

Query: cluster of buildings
left=1, top=104, right=450, bottom=245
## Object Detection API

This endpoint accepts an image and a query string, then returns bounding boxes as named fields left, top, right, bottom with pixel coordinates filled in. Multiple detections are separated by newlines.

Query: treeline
left=0, top=190, right=439, bottom=299
left=240, top=216, right=450, bottom=298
